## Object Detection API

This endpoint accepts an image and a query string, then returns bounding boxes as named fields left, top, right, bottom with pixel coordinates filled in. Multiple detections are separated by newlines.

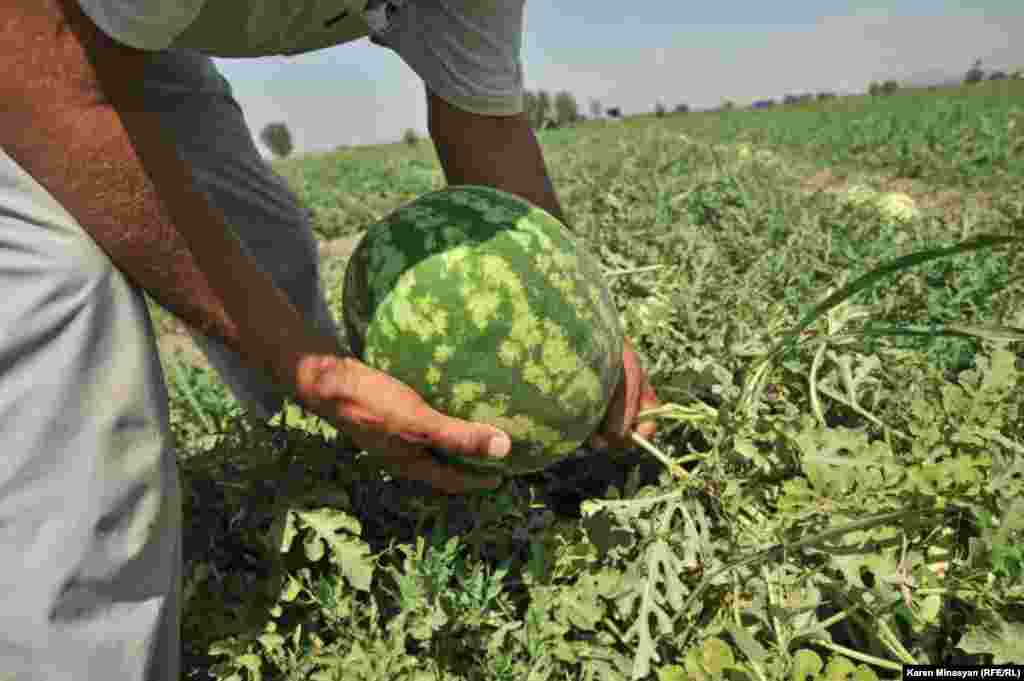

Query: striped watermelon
left=342, top=185, right=624, bottom=475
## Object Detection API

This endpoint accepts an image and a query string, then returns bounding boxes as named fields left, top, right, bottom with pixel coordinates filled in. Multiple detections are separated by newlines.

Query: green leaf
left=257, top=632, right=286, bottom=654
left=917, top=593, right=942, bottom=624
left=657, top=664, right=688, bottom=681
left=556, top=573, right=606, bottom=631
left=852, top=666, right=881, bottom=681
left=823, top=657, right=858, bottom=681
left=958, top=616, right=1024, bottom=664
left=698, top=637, right=736, bottom=674
left=622, top=536, right=690, bottom=679
left=289, top=507, right=375, bottom=591
left=990, top=543, right=1024, bottom=580
left=790, top=649, right=823, bottom=681
left=280, top=574, right=302, bottom=603
left=685, top=637, right=737, bottom=681
left=728, top=622, right=768, bottom=664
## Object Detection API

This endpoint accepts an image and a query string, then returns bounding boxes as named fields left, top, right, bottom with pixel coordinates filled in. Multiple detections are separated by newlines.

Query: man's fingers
left=590, top=345, right=661, bottom=451
left=396, top=407, right=511, bottom=462
left=309, top=357, right=511, bottom=461
left=635, top=376, right=660, bottom=440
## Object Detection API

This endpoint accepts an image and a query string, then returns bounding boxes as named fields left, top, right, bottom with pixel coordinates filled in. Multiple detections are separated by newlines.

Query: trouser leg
left=0, top=147, right=181, bottom=680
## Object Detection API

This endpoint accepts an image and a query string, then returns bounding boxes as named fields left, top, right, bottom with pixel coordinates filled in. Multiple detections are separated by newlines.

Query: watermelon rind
left=342, top=185, right=625, bottom=476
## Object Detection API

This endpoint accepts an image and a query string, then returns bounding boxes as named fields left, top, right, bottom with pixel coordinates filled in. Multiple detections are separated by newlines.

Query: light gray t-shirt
left=76, top=0, right=525, bottom=115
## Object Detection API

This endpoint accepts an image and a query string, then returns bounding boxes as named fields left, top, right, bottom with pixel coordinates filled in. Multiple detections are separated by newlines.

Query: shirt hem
left=432, top=90, right=524, bottom=117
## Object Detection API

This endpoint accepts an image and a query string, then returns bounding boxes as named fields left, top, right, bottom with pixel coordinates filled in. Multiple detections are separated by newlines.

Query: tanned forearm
left=0, top=1, right=343, bottom=400
left=427, top=91, right=568, bottom=226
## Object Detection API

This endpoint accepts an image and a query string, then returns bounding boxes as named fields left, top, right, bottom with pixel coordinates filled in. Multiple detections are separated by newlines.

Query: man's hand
left=589, top=339, right=659, bottom=452
left=295, top=355, right=512, bottom=495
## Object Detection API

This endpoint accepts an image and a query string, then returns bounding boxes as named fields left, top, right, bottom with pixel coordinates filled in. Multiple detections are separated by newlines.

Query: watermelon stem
left=630, top=432, right=688, bottom=479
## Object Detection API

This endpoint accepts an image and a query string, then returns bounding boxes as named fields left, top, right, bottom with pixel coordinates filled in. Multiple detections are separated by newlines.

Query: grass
left=640, top=79, right=1024, bottom=192
left=148, top=81, right=1024, bottom=680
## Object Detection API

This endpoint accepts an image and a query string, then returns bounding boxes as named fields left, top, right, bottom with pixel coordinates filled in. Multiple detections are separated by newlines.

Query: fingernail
left=488, top=435, right=511, bottom=458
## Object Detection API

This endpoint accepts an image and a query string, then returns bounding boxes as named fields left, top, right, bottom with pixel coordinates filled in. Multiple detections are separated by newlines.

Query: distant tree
left=654, top=101, right=666, bottom=118
left=260, top=122, right=293, bottom=159
left=816, top=91, right=837, bottom=101
left=964, top=58, right=985, bottom=84
left=523, top=90, right=556, bottom=129
left=606, top=107, right=622, bottom=119
left=536, top=90, right=552, bottom=127
left=988, top=70, right=1008, bottom=81
left=402, top=128, right=419, bottom=146
left=589, top=98, right=603, bottom=119
left=721, top=100, right=735, bottom=111
left=674, top=103, right=690, bottom=113
left=1013, top=68, right=1024, bottom=80
left=522, top=90, right=539, bottom=128
left=553, top=90, right=580, bottom=127
left=867, top=80, right=899, bottom=96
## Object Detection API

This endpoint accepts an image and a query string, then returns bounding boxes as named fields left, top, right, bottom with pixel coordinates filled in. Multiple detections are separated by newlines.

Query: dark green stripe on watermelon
left=342, top=185, right=624, bottom=476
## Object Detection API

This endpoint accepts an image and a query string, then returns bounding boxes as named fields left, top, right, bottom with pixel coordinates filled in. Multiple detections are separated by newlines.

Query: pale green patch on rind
left=387, top=289, right=448, bottom=343
left=465, top=290, right=503, bottom=330
left=498, top=339, right=523, bottom=365
left=434, top=344, right=455, bottom=363
left=564, top=369, right=604, bottom=418
left=376, top=313, right=399, bottom=342
left=522, top=362, right=554, bottom=396
left=451, top=381, right=487, bottom=412
left=468, top=403, right=565, bottom=451
left=439, top=245, right=472, bottom=276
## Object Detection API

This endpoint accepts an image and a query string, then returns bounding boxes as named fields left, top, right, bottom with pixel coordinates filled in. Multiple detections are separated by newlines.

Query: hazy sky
left=208, top=1, right=1024, bottom=157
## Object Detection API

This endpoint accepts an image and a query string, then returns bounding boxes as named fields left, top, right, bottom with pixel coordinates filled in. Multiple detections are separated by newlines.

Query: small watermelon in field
left=342, top=185, right=625, bottom=476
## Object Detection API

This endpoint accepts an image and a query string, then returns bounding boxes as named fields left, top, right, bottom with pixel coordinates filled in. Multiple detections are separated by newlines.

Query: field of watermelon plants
left=150, top=79, right=1024, bottom=680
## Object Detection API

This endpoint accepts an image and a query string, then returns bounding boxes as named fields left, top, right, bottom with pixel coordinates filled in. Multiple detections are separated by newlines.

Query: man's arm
left=0, top=1, right=342, bottom=402
left=427, top=91, right=567, bottom=225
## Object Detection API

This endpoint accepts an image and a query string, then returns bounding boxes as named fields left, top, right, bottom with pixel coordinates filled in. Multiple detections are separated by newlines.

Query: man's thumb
left=398, top=408, right=511, bottom=460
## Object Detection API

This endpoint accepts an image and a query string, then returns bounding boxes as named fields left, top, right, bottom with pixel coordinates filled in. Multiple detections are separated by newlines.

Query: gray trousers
left=0, top=50, right=340, bottom=680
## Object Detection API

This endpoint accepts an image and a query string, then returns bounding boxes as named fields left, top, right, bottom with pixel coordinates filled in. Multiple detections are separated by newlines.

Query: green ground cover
left=147, top=82, right=1021, bottom=680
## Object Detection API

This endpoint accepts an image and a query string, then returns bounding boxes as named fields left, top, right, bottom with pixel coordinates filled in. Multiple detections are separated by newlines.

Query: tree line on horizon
left=258, top=58, right=1023, bottom=159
